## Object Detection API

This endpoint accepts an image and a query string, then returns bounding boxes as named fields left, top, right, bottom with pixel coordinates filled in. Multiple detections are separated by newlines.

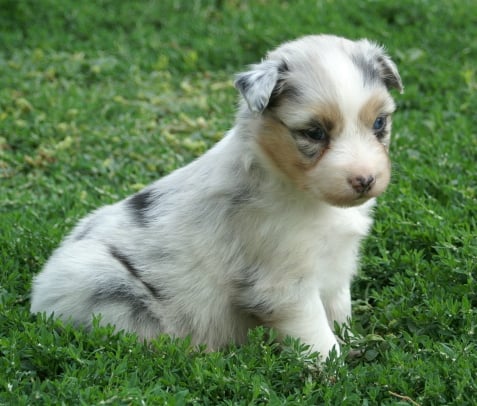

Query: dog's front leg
left=268, top=293, right=340, bottom=361
left=322, top=286, right=352, bottom=330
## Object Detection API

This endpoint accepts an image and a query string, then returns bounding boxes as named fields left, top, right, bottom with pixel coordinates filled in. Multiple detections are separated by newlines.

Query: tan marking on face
left=257, top=116, right=312, bottom=190
left=308, top=101, right=344, bottom=136
left=257, top=94, right=393, bottom=204
left=358, top=91, right=395, bottom=127
left=257, top=102, right=343, bottom=189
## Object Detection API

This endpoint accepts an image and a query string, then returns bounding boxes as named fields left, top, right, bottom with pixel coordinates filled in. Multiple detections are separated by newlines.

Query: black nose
left=349, top=175, right=376, bottom=194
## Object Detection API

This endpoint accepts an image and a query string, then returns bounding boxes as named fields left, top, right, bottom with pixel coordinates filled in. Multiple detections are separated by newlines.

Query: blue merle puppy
left=31, top=35, right=402, bottom=361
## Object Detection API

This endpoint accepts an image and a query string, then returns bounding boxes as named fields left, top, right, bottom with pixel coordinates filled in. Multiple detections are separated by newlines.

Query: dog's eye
left=373, top=116, right=387, bottom=133
left=301, top=126, right=328, bottom=142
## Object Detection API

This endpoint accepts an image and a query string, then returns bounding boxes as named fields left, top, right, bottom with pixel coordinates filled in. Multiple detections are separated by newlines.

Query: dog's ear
left=356, top=40, right=404, bottom=94
left=375, top=53, right=403, bottom=93
left=234, top=59, right=287, bottom=113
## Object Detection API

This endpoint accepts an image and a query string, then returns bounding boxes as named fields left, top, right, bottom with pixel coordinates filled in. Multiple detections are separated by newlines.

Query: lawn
left=1, top=0, right=476, bottom=404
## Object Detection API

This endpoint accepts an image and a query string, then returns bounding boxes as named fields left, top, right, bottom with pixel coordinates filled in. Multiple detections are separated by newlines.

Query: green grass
left=1, top=0, right=476, bottom=404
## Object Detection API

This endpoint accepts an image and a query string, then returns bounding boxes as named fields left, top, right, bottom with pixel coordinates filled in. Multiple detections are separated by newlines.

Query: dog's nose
left=348, top=175, right=376, bottom=194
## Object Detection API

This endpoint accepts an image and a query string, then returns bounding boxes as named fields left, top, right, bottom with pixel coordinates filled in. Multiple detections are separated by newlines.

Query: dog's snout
left=348, top=175, right=376, bottom=194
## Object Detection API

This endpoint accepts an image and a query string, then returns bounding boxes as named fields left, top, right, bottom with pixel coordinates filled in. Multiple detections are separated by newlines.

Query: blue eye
left=373, top=116, right=387, bottom=132
left=302, top=125, right=328, bottom=142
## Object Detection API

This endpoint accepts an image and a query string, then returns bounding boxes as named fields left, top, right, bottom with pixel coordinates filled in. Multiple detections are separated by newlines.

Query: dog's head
left=235, top=35, right=403, bottom=207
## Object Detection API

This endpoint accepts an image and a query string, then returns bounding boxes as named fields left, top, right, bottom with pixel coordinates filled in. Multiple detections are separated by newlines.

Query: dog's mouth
left=352, top=194, right=373, bottom=206
left=334, top=195, right=372, bottom=208
left=321, top=183, right=385, bottom=208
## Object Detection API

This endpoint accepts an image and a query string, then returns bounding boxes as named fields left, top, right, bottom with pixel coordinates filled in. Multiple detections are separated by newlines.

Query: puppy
left=31, top=35, right=402, bottom=361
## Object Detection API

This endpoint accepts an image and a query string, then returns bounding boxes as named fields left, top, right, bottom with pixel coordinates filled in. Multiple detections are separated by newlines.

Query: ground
left=0, top=0, right=476, bottom=404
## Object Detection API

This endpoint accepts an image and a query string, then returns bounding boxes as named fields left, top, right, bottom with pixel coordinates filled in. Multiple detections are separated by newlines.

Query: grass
left=1, top=0, right=476, bottom=404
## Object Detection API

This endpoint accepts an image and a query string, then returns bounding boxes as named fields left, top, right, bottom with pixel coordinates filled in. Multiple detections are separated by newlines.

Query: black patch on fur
left=352, top=53, right=402, bottom=92
left=73, top=217, right=98, bottom=241
left=375, top=55, right=403, bottom=91
left=74, top=223, right=93, bottom=241
left=90, top=284, right=162, bottom=328
left=267, top=62, right=302, bottom=110
left=91, top=284, right=146, bottom=309
left=234, top=74, right=251, bottom=93
left=235, top=60, right=291, bottom=113
left=351, top=53, right=380, bottom=87
left=278, top=60, right=289, bottom=74
left=226, top=161, right=263, bottom=215
left=109, top=246, right=165, bottom=300
left=267, top=84, right=301, bottom=110
left=230, top=187, right=254, bottom=206
left=232, top=266, right=274, bottom=317
left=128, top=189, right=156, bottom=225
left=241, top=300, right=274, bottom=317
left=232, top=265, right=260, bottom=291
left=235, top=290, right=274, bottom=317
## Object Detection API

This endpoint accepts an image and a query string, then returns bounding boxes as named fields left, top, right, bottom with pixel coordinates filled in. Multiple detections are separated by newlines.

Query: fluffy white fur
left=31, top=35, right=402, bottom=360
